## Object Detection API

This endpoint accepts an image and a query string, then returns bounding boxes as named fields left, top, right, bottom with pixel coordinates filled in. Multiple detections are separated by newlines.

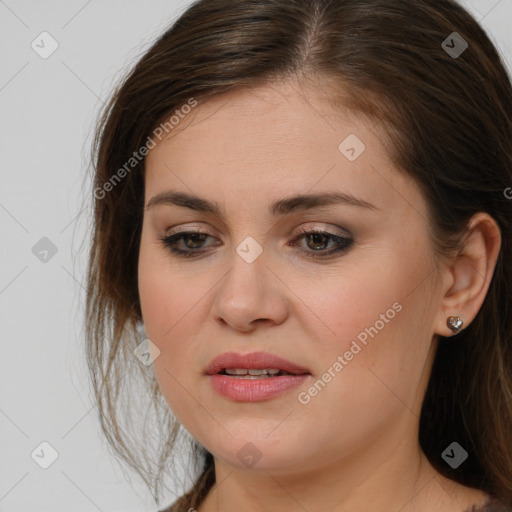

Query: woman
left=85, top=0, right=512, bottom=510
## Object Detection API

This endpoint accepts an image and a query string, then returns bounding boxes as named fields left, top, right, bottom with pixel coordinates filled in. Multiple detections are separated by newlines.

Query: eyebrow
left=146, top=190, right=379, bottom=216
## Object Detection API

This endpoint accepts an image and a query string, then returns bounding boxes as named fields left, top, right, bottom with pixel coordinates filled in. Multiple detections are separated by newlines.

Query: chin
left=201, top=428, right=311, bottom=471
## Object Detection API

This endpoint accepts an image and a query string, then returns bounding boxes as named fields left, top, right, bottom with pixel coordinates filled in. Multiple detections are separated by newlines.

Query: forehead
left=144, top=80, right=425, bottom=220
left=148, top=80, right=376, bottom=162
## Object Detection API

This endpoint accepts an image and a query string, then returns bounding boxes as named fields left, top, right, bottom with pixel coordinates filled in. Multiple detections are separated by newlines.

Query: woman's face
left=138, top=79, right=448, bottom=474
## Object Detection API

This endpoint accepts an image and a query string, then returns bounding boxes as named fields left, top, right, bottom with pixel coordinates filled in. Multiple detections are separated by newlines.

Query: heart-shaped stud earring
left=447, top=315, right=463, bottom=333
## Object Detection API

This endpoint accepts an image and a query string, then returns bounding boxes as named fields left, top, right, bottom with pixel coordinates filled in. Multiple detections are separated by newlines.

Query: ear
left=434, top=212, right=501, bottom=337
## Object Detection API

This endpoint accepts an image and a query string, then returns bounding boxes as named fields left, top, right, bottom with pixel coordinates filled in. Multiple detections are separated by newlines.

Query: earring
left=447, top=315, right=463, bottom=333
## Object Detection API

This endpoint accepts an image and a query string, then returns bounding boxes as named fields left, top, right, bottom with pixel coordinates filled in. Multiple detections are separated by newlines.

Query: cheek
left=138, top=237, right=187, bottom=373
left=138, top=228, right=200, bottom=340
left=291, top=248, right=436, bottom=400
left=287, top=260, right=408, bottom=358
left=137, top=236, right=213, bottom=423
left=288, top=276, right=431, bottom=463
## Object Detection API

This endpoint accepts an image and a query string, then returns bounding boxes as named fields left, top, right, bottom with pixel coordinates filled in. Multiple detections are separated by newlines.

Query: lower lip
left=208, top=374, right=310, bottom=402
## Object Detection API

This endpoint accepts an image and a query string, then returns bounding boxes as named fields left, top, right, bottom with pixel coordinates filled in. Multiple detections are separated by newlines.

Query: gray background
left=1, top=0, right=511, bottom=511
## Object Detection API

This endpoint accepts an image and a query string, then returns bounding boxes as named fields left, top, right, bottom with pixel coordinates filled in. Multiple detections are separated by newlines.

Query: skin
left=138, top=78, right=501, bottom=512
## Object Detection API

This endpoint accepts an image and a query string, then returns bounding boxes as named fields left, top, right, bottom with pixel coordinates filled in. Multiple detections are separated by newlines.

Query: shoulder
left=464, top=495, right=512, bottom=512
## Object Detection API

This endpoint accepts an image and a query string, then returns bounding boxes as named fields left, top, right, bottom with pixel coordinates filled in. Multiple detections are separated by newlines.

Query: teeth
left=248, top=369, right=267, bottom=376
left=224, top=368, right=282, bottom=376
left=232, top=375, right=271, bottom=379
left=225, top=369, right=251, bottom=375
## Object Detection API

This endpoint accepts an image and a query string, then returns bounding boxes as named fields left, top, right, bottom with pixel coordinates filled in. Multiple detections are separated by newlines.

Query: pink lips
left=205, top=351, right=311, bottom=402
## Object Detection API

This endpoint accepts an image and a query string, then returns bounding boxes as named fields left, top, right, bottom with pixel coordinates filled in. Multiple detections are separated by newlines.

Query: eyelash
left=159, top=227, right=353, bottom=260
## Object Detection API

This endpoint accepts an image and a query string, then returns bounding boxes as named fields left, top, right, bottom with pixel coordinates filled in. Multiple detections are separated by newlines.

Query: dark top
left=161, top=494, right=512, bottom=512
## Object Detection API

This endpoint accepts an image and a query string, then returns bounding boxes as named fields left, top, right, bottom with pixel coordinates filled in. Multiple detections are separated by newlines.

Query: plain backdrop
left=1, top=0, right=511, bottom=511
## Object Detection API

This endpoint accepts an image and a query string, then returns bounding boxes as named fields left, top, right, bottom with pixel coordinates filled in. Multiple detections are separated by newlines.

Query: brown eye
left=290, top=228, right=354, bottom=259
left=182, top=232, right=208, bottom=249
left=305, top=232, right=330, bottom=251
left=160, top=228, right=353, bottom=260
left=160, top=230, right=218, bottom=258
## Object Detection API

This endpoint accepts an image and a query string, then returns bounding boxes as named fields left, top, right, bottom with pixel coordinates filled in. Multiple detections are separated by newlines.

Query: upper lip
left=205, top=351, right=311, bottom=375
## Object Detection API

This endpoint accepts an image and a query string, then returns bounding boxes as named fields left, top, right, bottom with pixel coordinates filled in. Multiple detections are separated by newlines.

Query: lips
left=205, top=351, right=311, bottom=376
left=205, top=351, right=311, bottom=402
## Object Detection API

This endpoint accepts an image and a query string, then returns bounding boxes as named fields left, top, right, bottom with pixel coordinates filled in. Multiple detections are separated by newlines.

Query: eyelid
left=164, top=224, right=217, bottom=237
left=163, top=222, right=351, bottom=238
left=293, top=223, right=351, bottom=238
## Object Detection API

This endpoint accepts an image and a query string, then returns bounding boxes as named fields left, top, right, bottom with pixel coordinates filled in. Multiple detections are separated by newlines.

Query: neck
left=197, top=429, right=486, bottom=512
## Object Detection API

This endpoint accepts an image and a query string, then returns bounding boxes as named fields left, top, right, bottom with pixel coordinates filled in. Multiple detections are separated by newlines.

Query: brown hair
left=85, top=0, right=512, bottom=510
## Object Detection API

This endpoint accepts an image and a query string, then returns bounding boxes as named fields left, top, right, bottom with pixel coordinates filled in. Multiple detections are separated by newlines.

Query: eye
left=159, top=227, right=353, bottom=259
left=289, top=226, right=353, bottom=259
left=159, top=230, right=219, bottom=258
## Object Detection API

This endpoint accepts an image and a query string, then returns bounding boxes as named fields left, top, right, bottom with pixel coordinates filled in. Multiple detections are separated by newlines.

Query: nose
left=211, top=242, right=289, bottom=332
